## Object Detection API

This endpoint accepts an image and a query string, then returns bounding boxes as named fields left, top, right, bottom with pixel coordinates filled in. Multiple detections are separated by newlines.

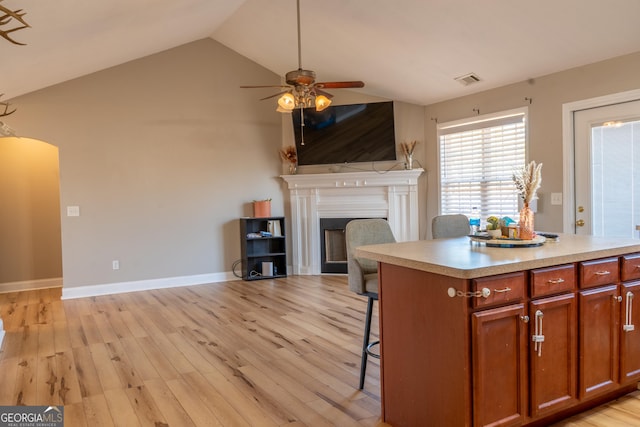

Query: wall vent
left=455, top=73, right=481, bottom=86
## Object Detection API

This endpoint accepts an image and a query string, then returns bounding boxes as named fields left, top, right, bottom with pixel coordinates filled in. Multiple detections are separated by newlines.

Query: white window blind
left=438, top=109, right=527, bottom=223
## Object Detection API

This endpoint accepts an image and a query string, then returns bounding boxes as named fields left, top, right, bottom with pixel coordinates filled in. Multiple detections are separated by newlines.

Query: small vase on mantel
left=289, top=162, right=298, bottom=175
left=518, top=203, right=535, bottom=240
left=405, top=154, right=413, bottom=170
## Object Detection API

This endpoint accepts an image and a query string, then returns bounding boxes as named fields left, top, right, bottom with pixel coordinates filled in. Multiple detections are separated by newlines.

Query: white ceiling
left=3, top=0, right=640, bottom=105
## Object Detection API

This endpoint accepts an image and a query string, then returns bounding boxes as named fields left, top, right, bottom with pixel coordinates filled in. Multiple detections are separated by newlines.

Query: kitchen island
left=356, top=234, right=640, bottom=427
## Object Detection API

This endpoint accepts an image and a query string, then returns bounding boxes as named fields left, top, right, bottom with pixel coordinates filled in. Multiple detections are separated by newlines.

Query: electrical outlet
left=112, top=260, right=120, bottom=270
left=551, top=193, right=563, bottom=205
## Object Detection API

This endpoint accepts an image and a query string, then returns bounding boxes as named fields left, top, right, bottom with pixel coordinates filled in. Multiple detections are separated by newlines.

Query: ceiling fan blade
left=315, top=81, right=365, bottom=89
left=260, top=90, right=291, bottom=101
left=240, top=85, right=291, bottom=89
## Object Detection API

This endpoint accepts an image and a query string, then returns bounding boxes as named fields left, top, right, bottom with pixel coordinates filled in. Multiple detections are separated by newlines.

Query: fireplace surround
left=281, top=169, right=423, bottom=275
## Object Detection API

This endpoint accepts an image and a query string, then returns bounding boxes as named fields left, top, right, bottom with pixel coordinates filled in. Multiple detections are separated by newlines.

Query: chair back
left=432, top=214, right=470, bottom=238
left=345, top=219, right=396, bottom=294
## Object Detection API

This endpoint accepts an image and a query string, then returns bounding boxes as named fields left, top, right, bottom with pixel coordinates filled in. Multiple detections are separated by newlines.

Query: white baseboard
left=0, top=277, right=63, bottom=294
left=61, top=272, right=241, bottom=300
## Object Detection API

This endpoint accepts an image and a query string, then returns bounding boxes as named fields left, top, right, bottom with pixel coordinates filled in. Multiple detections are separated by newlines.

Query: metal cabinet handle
left=493, top=287, right=511, bottom=294
left=447, top=287, right=491, bottom=298
left=520, top=315, right=530, bottom=323
left=547, top=278, right=565, bottom=285
left=624, top=291, right=635, bottom=332
left=532, top=310, right=545, bottom=357
left=595, top=270, right=611, bottom=276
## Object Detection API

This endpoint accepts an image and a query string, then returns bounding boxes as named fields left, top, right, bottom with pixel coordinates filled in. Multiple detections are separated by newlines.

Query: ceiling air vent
left=455, top=73, right=481, bottom=86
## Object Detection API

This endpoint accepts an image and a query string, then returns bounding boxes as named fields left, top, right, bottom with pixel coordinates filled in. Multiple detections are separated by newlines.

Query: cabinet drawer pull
left=595, top=270, right=611, bottom=276
left=520, top=315, right=530, bottom=323
left=547, top=278, right=565, bottom=285
left=493, top=287, right=511, bottom=294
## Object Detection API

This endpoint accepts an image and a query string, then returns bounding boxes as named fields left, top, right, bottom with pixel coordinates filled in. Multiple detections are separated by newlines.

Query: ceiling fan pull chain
left=300, top=107, right=305, bottom=145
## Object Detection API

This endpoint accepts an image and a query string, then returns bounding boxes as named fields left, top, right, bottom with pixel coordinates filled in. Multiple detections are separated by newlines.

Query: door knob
left=576, top=219, right=585, bottom=227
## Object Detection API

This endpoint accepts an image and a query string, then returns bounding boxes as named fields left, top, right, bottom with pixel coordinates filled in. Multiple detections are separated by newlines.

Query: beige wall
left=0, top=137, right=62, bottom=284
left=8, top=38, right=284, bottom=289
left=422, top=51, right=640, bottom=237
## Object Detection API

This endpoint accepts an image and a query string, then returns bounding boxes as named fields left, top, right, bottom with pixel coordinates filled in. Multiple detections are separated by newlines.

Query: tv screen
left=292, top=101, right=397, bottom=166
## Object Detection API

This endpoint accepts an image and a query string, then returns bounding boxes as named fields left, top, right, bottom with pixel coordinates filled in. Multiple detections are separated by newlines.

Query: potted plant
left=486, top=216, right=502, bottom=238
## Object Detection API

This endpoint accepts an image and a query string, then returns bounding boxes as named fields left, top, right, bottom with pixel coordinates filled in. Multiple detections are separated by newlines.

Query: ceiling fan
left=240, top=0, right=365, bottom=113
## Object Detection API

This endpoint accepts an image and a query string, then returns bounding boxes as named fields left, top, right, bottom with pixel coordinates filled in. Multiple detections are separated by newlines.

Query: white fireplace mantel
left=281, top=169, right=423, bottom=275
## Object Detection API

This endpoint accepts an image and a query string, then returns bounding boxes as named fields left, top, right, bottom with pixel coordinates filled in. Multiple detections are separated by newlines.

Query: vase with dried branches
left=512, top=160, right=543, bottom=240
left=280, top=145, right=298, bottom=174
left=401, top=141, right=418, bottom=170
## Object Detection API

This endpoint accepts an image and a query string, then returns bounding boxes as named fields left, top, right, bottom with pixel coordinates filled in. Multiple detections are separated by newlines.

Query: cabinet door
left=529, top=293, right=578, bottom=419
left=472, top=304, right=528, bottom=427
left=620, top=281, right=640, bottom=383
left=578, top=284, right=620, bottom=399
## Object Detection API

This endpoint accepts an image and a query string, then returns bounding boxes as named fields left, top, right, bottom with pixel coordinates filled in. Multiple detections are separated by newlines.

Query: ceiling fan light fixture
left=315, top=94, right=331, bottom=111
left=277, top=92, right=295, bottom=111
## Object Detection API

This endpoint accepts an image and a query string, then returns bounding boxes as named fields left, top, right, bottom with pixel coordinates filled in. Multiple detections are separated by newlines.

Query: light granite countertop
left=355, top=234, right=640, bottom=279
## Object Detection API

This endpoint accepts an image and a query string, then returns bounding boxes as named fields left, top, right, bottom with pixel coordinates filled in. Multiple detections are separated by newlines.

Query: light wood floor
left=0, top=275, right=638, bottom=426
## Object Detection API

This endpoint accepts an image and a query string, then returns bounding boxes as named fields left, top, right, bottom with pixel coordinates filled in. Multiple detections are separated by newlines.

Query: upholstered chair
left=432, top=214, right=470, bottom=239
left=345, top=218, right=396, bottom=389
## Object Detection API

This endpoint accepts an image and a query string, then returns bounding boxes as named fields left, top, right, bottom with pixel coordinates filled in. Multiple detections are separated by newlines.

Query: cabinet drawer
left=579, top=258, right=619, bottom=289
left=472, top=272, right=525, bottom=308
left=530, top=264, right=576, bottom=298
left=621, top=253, right=640, bottom=282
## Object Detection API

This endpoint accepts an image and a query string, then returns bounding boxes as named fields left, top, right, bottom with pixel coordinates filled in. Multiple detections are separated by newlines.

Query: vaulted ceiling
left=3, top=0, right=640, bottom=105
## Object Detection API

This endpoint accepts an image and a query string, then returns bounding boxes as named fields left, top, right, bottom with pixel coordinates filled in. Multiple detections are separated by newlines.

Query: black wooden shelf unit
left=239, top=216, right=287, bottom=281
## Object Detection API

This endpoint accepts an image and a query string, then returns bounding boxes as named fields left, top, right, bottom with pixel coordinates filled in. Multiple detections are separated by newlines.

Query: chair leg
left=359, top=296, right=375, bottom=390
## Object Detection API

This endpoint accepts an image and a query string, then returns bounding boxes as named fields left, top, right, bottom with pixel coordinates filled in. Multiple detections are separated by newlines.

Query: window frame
left=436, top=107, right=529, bottom=222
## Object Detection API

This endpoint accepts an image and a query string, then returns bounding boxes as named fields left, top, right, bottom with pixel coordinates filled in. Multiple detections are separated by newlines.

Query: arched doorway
left=0, top=136, right=63, bottom=292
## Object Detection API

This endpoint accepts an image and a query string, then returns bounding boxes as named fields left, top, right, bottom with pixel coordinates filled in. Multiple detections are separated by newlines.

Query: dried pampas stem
left=513, top=160, right=543, bottom=205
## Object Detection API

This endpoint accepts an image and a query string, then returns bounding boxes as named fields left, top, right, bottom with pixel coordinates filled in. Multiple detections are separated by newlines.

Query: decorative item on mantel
left=280, top=145, right=298, bottom=174
left=513, top=160, right=543, bottom=240
left=401, top=140, right=418, bottom=170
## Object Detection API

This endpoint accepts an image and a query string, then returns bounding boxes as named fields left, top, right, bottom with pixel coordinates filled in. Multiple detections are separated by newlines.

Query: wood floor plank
left=1, top=277, right=638, bottom=426
left=63, top=401, right=89, bottom=427
left=104, top=388, right=142, bottom=427
left=181, top=371, right=252, bottom=427
left=55, top=349, right=83, bottom=405
left=143, top=378, right=196, bottom=427
left=125, top=385, right=169, bottom=427
left=82, top=394, right=116, bottom=427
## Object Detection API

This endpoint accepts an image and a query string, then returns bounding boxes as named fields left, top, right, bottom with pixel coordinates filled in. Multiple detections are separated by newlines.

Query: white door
left=574, top=100, right=640, bottom=237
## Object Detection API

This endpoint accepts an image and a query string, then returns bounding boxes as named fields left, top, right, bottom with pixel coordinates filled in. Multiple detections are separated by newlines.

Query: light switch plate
left=67, top=206, right=80, bottom=216
left=551, top=193, right=562, bottom=206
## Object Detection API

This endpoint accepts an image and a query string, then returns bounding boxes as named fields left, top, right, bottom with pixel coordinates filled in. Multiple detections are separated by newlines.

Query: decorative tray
left=468, top=234, right=546, bottom=248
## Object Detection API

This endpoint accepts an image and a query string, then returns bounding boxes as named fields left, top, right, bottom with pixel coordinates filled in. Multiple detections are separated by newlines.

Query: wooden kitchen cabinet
left=472, top=303, right=528, bottom=427
left=528, top=293, right=578, bottom=419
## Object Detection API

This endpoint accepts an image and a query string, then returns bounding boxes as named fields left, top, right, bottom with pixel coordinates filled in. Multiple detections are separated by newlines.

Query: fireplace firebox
left=320, top=218, right=377, bottom=273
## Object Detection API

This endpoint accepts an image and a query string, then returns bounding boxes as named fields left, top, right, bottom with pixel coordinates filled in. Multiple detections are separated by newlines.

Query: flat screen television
left=292, top=101, right=396, bottom=166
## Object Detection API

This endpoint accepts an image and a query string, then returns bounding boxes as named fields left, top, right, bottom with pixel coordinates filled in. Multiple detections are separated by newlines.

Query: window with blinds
left=438, top=108, right=527, bottom=223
